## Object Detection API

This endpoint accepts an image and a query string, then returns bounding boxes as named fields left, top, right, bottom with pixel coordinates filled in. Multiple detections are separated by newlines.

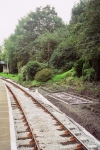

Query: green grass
left=0, top=72, right=18, bottom=82
left=0, top=69, right=75, bottom=86
left=52, top=69, right=74, bottom=82
left=32, top=80, right=41, bottom=86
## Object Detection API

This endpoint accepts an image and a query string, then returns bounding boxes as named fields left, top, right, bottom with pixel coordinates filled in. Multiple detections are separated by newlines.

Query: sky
left=0, top=0, right=80, bottom=45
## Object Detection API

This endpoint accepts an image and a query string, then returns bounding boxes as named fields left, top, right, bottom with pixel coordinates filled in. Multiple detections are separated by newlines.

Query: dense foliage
left=23, top=61, right=41, bottom=80
left=2, top=0, right=100, bottom=81
left=35, top=68, right=53, bottom=82
left=3, top=5, right=64, bottom=73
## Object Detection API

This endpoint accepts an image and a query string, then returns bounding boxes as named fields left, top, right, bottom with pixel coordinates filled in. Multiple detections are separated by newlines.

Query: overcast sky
left=0, top=0, right=80, bottom=45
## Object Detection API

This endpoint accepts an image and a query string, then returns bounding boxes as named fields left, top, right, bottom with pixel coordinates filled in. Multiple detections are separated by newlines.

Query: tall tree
left=76, top=0, right=100, bottom=58
left=74, top=0, right=100, bottom=80
left=4, top=5, right=65, bottom=73
left=70, top=0, right=88, bottom=24
left=0, top=46, right=3, bottom=61
left=15, top=5, right=65, bottom=65
left=4, top=35, right=18, bottom=73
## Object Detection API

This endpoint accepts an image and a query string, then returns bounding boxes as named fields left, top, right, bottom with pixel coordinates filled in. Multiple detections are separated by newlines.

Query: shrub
left=35, top=68, right=53, bottom=82
left=74, top=58, right=85, bottom=77
left=82, top=60, right=90, bottom=76
left=63, top=61, right=74, bottom=71
left=39, top=63, right=47, bottom=70
left=25, top=61, right=41, bottom=80
left=18, top=73, right=23, bottom=84
left=18, top=65, right=27, bottom=83
left=52, top=68, right=63, bottom=75
left=82, top=68, right=96, bottom=81
left=82, top=60, right=96, bottom=81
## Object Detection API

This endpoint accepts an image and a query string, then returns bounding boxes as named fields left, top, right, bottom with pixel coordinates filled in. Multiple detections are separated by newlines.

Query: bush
left=18, top=73, right=23, bottom=84
left=50, top=48, right=76, bottom=72
left=74, top=58, right=85, bottom=77
left=18, top=65, right=27, bottom=83
left=25, top=61, right=41, bottom=80
left=82, top=60, right=90, bottom=75
left=82, top=68, right=96, bottom=81
left=63, top=61, right=74, bottom=71
left=52, top=68, right=63, bottom=75
left=35, top=68, right=53, bottom=82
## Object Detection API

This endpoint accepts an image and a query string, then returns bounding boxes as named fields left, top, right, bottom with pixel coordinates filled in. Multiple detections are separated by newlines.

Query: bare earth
left=32, top=85, right=100, bottom=141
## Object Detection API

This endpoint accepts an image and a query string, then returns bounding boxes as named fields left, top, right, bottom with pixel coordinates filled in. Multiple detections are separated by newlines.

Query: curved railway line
left=2, top=78, right=100, bottom=150
left=7, top=85, right=40, bottom=150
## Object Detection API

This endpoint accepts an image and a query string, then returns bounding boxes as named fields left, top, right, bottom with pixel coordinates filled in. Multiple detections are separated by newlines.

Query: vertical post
left=48, top=42, right=50, bottom=68
left=7, top=58, right=8, bottom=75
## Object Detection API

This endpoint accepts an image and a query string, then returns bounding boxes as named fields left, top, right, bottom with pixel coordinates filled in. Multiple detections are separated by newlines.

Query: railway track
left=2, top=78, right=100, bottom=150
left=7, top=85, right=40, bottom=150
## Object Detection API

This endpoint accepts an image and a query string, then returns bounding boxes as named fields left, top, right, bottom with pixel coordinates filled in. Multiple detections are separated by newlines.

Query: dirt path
left=36, top=86, right=100, bottom=141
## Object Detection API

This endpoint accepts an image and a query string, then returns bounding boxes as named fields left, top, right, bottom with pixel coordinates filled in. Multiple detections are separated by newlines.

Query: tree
left=50, top=46, right=77, bottom=71
left=70, top=0, right=88, bottom=24
left=4, top=36, right=18, bottom=73
left=17, top=5, right=64, bottom=65
left=4, top=5, right=65, bottom=72
left=25, top=5, right=65, bottom=35
left=31, top=30, right=61, bottom=63
left=0, top=46, right=3, bottom=61
left=76, top=0, right=100, bottom=80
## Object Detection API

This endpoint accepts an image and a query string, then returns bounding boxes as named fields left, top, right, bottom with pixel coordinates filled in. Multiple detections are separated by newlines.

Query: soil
left=31, top=85, right=100, bottom=141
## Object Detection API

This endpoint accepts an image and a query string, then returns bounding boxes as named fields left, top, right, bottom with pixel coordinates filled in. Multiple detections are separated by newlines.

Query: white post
left=7, top=58, right=8, bottom=74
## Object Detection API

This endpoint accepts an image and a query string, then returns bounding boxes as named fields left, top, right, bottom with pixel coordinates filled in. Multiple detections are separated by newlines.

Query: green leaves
left=23, top=61, right=41, bottom=80
left=3, top=1, right=100, bottom=81
left=4, top=5, right=64, bottom=73
left=35, top=68, right=53, bottom=82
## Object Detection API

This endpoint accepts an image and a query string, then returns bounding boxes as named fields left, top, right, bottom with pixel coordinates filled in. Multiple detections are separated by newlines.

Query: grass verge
left=0, top=71, right=99, bottom=100
left=0, top=72, right=18, bottom=82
